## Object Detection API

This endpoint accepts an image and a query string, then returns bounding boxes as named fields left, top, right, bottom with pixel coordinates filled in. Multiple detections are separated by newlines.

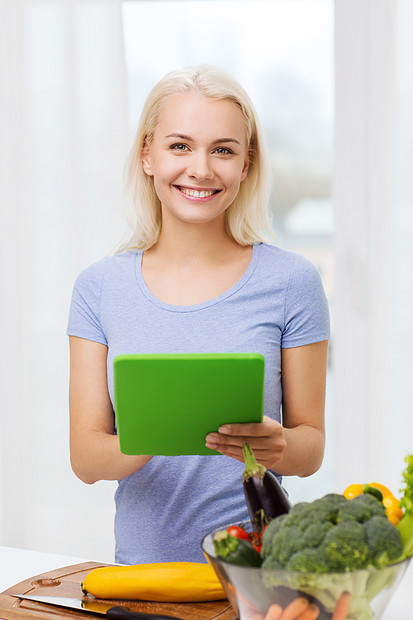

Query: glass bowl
left=201, top=523, right=411, bottom=620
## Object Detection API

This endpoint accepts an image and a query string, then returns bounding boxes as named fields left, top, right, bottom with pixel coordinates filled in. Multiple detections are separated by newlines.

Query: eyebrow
left=165, top=133, right=241, bottom=146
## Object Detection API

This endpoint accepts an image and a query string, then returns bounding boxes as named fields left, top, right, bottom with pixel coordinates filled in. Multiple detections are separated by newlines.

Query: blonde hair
left=121, top=65, right=274, bottom=250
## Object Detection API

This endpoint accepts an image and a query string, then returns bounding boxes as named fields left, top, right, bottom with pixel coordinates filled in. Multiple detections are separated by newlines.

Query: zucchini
left=212, top=530, right=262, bottom=567
left=81, top=561, right=226, bottom=602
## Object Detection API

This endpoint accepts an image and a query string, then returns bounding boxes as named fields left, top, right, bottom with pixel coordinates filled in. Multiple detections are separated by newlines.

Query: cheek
left=226, top=163, right=248, bottom=190
left=154, top=157, right=182, bottom=182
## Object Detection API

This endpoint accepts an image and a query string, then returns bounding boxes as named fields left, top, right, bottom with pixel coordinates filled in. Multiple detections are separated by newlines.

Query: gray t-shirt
left=67, top=242, right=330, bottom=564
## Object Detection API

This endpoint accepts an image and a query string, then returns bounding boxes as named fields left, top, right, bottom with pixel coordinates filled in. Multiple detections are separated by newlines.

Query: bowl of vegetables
left=201, top=450, right=413, bottom=620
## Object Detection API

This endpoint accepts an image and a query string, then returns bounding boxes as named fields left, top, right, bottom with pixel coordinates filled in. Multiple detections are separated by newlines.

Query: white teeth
left=180, top=187, right=215, bottom=198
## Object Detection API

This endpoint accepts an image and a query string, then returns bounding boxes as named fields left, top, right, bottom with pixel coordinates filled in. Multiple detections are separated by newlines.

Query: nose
left=187, top=151, right=213, bottom=181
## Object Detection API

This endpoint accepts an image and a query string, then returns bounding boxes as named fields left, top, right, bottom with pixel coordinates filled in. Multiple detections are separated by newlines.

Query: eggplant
left=242, top=442, right=291, bottom=532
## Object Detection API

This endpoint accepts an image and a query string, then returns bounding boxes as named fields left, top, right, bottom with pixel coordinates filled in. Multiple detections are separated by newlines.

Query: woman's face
left=141, top=93, right=250, bottom=227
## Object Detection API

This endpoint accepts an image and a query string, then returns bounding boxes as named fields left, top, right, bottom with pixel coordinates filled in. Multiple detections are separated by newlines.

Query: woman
left=67, top=65, right=330, bottom=564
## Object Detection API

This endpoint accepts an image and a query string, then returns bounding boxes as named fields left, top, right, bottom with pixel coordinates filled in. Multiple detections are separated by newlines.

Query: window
left=122, top=0, right=334, bottom=501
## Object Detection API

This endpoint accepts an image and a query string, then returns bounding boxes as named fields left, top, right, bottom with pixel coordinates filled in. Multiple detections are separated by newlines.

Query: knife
left=11, top=593, right=184, bottom=619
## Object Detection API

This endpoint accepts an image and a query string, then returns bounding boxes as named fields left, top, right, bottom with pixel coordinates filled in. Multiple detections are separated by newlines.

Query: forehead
left=155, top=93, right=247, bottom=143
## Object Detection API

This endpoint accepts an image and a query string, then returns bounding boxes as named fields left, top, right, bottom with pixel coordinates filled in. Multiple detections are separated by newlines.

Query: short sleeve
left=67, top=259, right=108, bottom=346
left=281, top=255, right=330, bottom=348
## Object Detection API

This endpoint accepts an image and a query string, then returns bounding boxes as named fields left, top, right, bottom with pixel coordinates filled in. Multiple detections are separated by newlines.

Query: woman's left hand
left=205, top=415, right=287, bottom=470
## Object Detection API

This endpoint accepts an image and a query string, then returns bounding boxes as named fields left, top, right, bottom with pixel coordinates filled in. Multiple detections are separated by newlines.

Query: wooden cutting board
left=0, top=562, right=237, bottom=620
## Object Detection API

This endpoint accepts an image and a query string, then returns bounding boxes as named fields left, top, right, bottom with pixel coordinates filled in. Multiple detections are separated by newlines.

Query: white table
left=0, top=546, right=92, bottom=592
left=0, top=546, right=412, bottom=618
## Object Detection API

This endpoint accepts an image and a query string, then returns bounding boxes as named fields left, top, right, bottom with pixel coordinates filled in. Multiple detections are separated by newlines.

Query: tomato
left=226, top=525, right=251, bottom=542
left=250, top=528, right=266, bottom=554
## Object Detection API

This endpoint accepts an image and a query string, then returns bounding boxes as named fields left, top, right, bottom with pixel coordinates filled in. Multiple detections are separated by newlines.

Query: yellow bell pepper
left=343, top=483, right=363, bottom=500
left=343, top=481, right=403, bottom=525
left=369, top=482, right=404, bottom=525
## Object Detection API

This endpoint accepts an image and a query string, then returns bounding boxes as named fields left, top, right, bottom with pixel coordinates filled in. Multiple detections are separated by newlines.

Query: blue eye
left=170, top=143, right=188, bottom=151
left=214, top=147, right=233, bottom=155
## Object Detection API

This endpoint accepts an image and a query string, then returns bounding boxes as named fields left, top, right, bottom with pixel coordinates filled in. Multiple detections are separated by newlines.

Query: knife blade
left=11, top=593, right=184, bottom=619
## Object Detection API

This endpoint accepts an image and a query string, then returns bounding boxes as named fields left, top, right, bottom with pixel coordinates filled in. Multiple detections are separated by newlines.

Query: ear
left=141, top=142, right=153, bottom=176
left=240, top=153, right=250, bottom=182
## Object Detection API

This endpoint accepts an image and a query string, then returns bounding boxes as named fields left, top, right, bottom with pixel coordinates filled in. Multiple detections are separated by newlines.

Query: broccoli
left=261, top=513, right=287, bottom=559
left=261, top=555, right=284, bottom=570
left=286, top=547, right=330, bottom=573
left=364, top=515, right=403, bottom=567
left=323, top=520, right=369, bottom=570
left=268, top=525, right=304, bottom=565
left=337, top=493, right=386, bottom=524
left=261, top=491, right=402, bottom=574
left=311, top=493, right=347, bottom=524
left=301, top=522, right=334, bottom=549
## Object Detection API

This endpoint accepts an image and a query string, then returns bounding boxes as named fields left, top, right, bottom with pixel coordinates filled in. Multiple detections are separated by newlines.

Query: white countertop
left=0, top=546, right=92, bottom=593
left=0, top=546, right=412, bottom=618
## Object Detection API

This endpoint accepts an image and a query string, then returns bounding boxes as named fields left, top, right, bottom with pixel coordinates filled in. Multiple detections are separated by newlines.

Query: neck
left=148, top=211, right=240, bottom=264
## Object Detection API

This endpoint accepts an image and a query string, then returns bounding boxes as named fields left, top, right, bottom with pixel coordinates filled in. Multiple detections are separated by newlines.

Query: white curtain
left=333, top=0, right=413, bottom=494
left=0, top=0, right=129, bottom=561
left=1, top=0, right=412, bottom=563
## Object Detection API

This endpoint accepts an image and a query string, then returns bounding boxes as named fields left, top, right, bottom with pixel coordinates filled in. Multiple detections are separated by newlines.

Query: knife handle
left=106, top=606, right=183, bottom=620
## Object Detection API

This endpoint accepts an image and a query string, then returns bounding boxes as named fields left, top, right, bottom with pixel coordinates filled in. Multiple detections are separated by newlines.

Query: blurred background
left=1, top=0, right=412, bottom=563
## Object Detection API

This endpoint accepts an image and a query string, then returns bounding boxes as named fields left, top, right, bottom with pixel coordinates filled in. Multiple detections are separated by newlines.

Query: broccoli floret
left=337, top=493, right=386, bottom=524
left=365, top=515, right=403, bottom=567
left=311, top=493, right=347, bottom=524
left=301, top=522, right=334, bottom=548
left=261, top=555, right=284, bottom=569
left=286, top=547, right=330, bottom=573
left=261, top=514, right=287, bottom=559
left=322, top=520, right=369, bottom=570
left=352, top=493, right=387, bottom=518
left=281, top=502, right=314, bottom=529
left=270, top=525, right=304, bottom=565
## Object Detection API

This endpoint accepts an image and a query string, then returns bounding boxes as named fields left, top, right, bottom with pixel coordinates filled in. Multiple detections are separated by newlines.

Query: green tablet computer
left=113, top=352, right=265, bottom=456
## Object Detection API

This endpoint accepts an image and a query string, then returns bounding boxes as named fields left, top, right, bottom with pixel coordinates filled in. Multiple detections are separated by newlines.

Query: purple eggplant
left=242, top=442, right=291, bottom=532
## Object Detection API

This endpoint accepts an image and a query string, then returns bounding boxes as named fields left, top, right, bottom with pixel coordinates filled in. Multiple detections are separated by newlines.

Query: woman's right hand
left=69, top=336, right=152, bottom=484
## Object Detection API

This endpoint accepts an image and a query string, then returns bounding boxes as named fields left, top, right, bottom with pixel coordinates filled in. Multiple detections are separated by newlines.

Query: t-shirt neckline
left=135, top=243, right=261, bottom=313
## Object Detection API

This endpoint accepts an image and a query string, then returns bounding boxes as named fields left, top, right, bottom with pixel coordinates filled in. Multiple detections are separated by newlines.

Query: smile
left=175, top=186, right=221, bottom=200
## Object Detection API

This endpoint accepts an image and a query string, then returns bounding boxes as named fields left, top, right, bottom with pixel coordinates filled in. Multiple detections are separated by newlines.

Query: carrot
left=264, top=603, right=283, bottom=620
left=279, top=597, right=310, bottom=619
left=296, top=602, right=320, bottom=619
left=332, top=591, right=351, bottom=620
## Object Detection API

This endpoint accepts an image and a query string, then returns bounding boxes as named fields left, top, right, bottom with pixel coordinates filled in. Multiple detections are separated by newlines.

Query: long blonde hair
left=121, top=65, right=274, bottom=250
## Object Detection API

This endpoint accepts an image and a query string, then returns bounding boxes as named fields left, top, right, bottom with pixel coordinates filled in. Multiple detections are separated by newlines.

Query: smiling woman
left=123, top=65, right=273, bottom=251
left=67, top=65, right=330, bottom=565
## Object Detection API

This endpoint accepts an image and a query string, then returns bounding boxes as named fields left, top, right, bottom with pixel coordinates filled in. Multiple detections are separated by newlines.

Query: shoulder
left=73, top=251, right=139, bottom=291
left=256, top=243, right=321, bottom=282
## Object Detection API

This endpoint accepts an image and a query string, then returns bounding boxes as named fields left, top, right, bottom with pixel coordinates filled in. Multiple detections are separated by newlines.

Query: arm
left=205, top=340, right=328, bottom=477
left=69, top=335, right=152, bottom=484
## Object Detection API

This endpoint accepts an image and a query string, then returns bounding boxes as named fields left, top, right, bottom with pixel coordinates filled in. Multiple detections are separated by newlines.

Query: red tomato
left=226, top=525, right=251, bottom=541
left=250, top=531, right=262, bottom=553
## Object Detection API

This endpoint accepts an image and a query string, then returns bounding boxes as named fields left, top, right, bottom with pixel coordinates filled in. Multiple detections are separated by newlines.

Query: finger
left=218, top=422, right=268, bottom=437
left=218, top=417, right=283, bottom=438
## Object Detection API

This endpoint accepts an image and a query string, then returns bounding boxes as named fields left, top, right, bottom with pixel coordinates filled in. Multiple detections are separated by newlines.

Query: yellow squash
left=81, top=561, right=226, bottom=602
